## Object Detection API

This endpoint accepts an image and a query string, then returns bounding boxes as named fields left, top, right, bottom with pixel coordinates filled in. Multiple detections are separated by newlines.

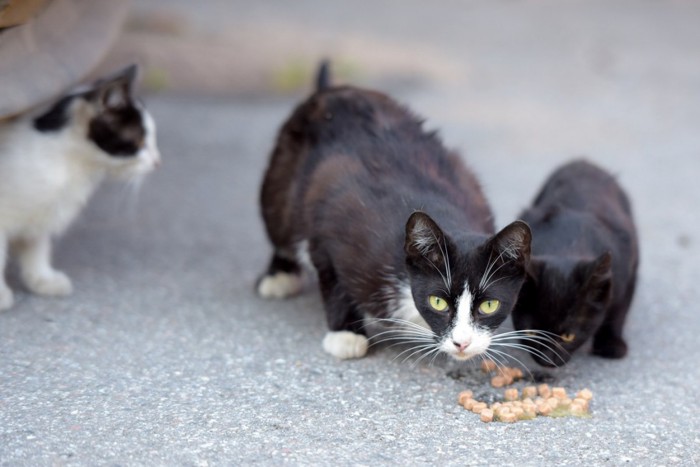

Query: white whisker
left=412, top=346, right=443, bottom=368
left=492, top=329, right=569, bottom=359
left=366, top=316, right=440, bottom=367
left=440, top=235, right=452, bottom=290
left=484, top=347, right=536, bottom=377
left=478, top=250, right=496, bottom=291
left=479, top=255, right=512, bottom=292
left=395, top=343, right=436, bottom=363
left=424, top=257, right=450, bottom=296
left=490, top=342, right=561, bottom=368
left=479, top=248, right=509, bottom=291
left=483, top=328, right=570, bottom=370
left=481, top=349, right=509, bottom=372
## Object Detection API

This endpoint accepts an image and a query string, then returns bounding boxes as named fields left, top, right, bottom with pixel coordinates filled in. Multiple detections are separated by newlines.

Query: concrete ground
left=2, top=1, right=700, bottom=464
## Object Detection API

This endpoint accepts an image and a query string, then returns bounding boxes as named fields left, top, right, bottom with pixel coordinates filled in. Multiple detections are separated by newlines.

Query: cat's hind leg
left=591, top=320, right=627, bottom=359
left=16, top=235, right=73, bottom=297
left=257, top=126, right=312, bottom=299
left=0, top=235, right=13, bottom=311
left=257, top=249, right=303, bottom=299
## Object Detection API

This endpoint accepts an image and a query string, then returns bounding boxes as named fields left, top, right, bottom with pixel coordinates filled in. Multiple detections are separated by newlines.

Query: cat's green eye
left=560, top=333, right=576, bottom=343
left=429, top=295, right=448, bottom=312
left=479, top=299, right=500, bottom=314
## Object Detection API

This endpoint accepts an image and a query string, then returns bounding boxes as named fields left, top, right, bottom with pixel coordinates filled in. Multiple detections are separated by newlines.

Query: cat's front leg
left=16, top=235, right=73, bottom=297
left=592, top=304, right=629, bottom=359
left=314, top=253, right=368, bottom=359
left=0, top=235, right=13, bottom=311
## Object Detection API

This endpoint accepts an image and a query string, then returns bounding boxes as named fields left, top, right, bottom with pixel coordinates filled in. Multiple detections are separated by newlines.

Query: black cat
left=257, top=62, right=531, bottom=361
left=511, top=160, right=639, bottom=366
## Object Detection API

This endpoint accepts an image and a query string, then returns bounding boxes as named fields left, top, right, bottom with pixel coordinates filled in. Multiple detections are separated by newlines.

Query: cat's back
left=292, top=85, right=420, bottom=143
left=522, top=207, right=602, bottom=255
left=528, top=161, right=636, bottom=252
left=294, top=86, right=491, bottom=228
left=532, top=160, right=632, bottom=217
left=288, top=85, right=435, bottom=173
left=522, top=160, right=638, bottom=274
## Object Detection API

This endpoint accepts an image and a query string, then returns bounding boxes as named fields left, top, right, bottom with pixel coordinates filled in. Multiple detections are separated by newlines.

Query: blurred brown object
left=0, top=0, right=48, bottom=28
left=0, top=0, right=130, bottom=119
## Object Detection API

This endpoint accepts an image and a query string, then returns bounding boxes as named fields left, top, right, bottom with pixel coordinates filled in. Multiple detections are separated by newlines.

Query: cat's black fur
left=511, top=160, right=638, bottom=366
left=258, top=62, right=531, bottom=360
left=34, top=64, right=145, bottom=157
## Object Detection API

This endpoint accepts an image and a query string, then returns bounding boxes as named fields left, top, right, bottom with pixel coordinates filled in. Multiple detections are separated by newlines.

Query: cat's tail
left=315, top=59, right=332, bottom=92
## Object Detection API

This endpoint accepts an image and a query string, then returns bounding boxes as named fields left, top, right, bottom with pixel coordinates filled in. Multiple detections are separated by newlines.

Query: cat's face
left=33, top=64, right=161, bottom=178
left=511, top=253, right=612, bottom=367
left=404, top=212, right=531, bottom=361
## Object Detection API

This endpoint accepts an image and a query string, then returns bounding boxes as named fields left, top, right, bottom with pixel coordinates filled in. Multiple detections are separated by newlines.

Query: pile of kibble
left=480, top=360, right=524, bottom=388
left=458, top=385, right=593, bottom=423
left=457, top=360, right=593, bottom=423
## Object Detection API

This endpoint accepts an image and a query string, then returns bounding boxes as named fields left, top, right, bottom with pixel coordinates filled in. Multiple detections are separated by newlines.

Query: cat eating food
left=511, top=160, right=639, bottom=366
left=257, top=62, right=531, bottom=361
left=0, top=64, right=160, bottom=311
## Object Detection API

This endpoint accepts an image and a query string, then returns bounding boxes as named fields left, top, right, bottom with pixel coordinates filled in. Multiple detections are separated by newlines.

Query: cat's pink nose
left=453, top=341, right=470, bottom=352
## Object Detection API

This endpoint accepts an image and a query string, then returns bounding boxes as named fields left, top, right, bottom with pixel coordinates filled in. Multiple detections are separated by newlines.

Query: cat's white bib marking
left=322, top=331, right=369, bottom=359
left=257, top=271, right=302, bottom=299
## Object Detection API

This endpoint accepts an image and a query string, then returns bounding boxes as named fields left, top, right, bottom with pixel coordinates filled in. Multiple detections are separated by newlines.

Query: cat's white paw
left=257, top=272, right=302, bottom=299
left=322, top=331, right=369, bottom=359
left=24, top=270, right=73, bottom=297
left=0, top=285, right=14, bottom=311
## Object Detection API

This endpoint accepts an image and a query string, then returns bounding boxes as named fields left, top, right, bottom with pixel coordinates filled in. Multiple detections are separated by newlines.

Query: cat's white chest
left=0, top=126, right=103, bottom=238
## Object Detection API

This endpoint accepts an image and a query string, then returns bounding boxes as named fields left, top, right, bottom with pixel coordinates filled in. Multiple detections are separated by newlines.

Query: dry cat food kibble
left=458, top=390, right=473, bottom=405
left=457, top=385, right=593, bottom=423
left=522, top=386, right=538, bottom=399
left=504, top=388, right=519, bottom=401
left=479, top=360, right=525, bottom=388
left=480, top=408, right=494, bottom=423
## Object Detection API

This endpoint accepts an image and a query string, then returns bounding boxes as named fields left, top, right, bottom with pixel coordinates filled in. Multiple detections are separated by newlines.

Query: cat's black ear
left=489, top=220, right=532, bottom=267
left=405, top=211, right=448, bottom=265
left=88, top=64, right=139, bottom=109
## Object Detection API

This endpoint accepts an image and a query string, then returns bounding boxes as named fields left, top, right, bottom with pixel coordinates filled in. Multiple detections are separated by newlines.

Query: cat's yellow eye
left=429, top=295, right=448, bottom=312
left=560, top=333, right=576, bottom=343
left=479, top=299, right=500, bottom=314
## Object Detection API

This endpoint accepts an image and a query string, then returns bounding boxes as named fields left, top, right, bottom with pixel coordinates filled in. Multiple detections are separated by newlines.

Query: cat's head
left=511, top=252, right=613, bottom=367
left=33, top=64, right=160, bottom=179
left=404, top=211, right=532, bottom=361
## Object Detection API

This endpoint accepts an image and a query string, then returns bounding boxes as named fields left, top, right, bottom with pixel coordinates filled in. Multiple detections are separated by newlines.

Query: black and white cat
left=0, top=64, right=160, bottom=311
left=511, top=160, right=639, bottom=366
left=257, top=63, right=531, bottom=361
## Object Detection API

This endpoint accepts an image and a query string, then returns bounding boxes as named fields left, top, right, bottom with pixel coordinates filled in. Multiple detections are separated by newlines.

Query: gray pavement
left=2, top=1, right=700, bottom=465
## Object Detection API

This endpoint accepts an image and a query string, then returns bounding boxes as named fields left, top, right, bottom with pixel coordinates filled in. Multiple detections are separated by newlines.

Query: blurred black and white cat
left=0, top=65, right=160, bottom=310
